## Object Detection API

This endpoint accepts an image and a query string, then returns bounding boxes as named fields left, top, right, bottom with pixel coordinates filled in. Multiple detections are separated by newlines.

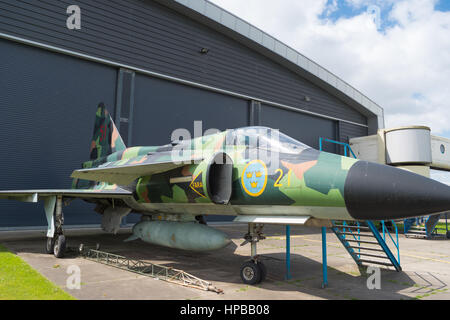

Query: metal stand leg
left=322, top=226, right=328, bottom=288
left=285, top=225, right=291, bottom=280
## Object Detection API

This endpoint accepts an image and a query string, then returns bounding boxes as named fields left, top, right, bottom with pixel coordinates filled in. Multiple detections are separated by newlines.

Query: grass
left=0, top=244, right=75, bottom=300
left=435, top=222, right=449, bottom=235
left=369, top=221, right=449, bottom=236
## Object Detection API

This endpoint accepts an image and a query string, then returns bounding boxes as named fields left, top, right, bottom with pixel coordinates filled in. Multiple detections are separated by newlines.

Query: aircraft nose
left=344, top=161, right=450, bottom=220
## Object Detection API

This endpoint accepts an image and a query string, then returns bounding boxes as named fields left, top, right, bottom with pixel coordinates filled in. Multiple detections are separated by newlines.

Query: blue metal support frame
left=331, top=221, right=362, bottom=266
left=321, top=227, right=328, bottom=288
left=319, top=137, right=357, bottom=158
left=320, top=137, right=402, bottom=277
left=381, top=220, right=401, bottom=264
left=368, top=221, right=402, bottom=271
left=285, top=225, right=292, bottom=280
left=403, top=218, right=414, bottom=234
left=406, top=213, right=445, bottom=238
left=319, top=137, right=357, bottom=287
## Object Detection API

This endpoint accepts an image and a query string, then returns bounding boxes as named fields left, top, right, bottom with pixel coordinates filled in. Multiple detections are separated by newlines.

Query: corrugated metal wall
left=339, top=122, right=368, bottom=144
left=0, top=0, right=367, bottom=126
left=0, top=0, right=371, bottom=228
left=0, top=39, right=117, bottom=227
left=132, top=74, right=249, bottom=147
left=260, top=104, right=337, bottom=152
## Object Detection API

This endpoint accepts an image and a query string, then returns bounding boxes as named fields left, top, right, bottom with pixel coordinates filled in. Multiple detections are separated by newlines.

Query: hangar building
left=0, top=0, right=384, bottom=228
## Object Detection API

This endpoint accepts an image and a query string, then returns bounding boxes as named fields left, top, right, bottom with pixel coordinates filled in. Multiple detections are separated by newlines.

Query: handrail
left=321, top=137, right=360, bottom=260
left=330, top=220, right=361, bottom=265
left=367, top=221, right=402, bottom=271
left=340, top=221, right=361, bottom=258
left=341, top=221, right=360, bottom=240
left=381, top=220, right=400, bottom=264
left=319, top=137, right=357, bottom=159
left=320, top=136, right=401, bottom=269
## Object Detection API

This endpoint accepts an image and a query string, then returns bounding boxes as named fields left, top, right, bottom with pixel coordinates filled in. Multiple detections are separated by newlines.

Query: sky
left=209, top=0, right=450, bottom=137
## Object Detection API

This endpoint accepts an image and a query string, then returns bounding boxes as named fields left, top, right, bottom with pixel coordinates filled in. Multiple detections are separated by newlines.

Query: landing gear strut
left=239, top=223, right=266, bottom=284
left=45, top=196, right=67, bottom=258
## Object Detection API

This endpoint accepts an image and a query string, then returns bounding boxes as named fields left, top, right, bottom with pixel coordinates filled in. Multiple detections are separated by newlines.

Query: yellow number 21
left=274, top=169, right=292, bottom=188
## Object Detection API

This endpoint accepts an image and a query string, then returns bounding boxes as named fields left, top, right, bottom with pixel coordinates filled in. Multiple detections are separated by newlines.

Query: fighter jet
left=1, top=103, right=450, bottom=284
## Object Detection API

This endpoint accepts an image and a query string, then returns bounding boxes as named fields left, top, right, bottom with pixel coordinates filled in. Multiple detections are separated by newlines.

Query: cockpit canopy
left=227, top=126, right=310, bottom=154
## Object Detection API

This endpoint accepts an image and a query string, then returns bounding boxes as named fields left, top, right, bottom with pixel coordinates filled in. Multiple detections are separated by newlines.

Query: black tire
left=446, top=231, right=450, bottom=239
left=257, top=261, right=267, bottom=282
left=53, top=235, right=66, bottom=258
left=240, top=261, right=261, bottom=285
left=45, top=237, right=55, bottom=254
left=195, top=215, right=207, bottom=225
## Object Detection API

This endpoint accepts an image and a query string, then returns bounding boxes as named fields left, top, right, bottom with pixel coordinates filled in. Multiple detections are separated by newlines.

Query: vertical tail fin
left=90, top=103, right=126, bottom=160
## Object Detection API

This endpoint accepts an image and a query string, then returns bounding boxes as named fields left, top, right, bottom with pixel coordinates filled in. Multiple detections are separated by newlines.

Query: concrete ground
left=1, top=224, right=449, bottom=300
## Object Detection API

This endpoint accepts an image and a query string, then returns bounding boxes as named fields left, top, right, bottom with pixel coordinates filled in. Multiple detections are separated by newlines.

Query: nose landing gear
left=239, top=223, right=267, bottom=284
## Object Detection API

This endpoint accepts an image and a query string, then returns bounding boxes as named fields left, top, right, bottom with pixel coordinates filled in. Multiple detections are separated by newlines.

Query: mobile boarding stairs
left=404, top=213, right=449, bottom=239
left=320, top=138, right=401, bottom=271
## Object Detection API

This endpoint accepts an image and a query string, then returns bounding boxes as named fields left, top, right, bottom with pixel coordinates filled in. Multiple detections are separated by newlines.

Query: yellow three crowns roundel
left=241, top=159, right=268, bottom=197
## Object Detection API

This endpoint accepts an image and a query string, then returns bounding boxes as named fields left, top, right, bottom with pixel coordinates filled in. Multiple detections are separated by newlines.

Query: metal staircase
left=331, top=220, right=401, bottom=271
left=404, top=214, right=446, bottom=239
left=319, top=137, right=402, bottom=272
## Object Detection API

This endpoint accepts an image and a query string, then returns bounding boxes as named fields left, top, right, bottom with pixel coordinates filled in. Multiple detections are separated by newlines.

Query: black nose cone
left=344, top=161, right=450, bottom=220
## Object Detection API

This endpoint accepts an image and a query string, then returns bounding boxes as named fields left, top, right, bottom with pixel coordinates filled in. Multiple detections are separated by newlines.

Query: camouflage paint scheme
left=4, top=102, right=450, bottom=258
left=70, top=104, right=359, bottom=221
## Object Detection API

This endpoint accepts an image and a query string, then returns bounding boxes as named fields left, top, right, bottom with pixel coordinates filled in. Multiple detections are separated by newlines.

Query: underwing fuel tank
left=130, top=220, right=231, bottom=251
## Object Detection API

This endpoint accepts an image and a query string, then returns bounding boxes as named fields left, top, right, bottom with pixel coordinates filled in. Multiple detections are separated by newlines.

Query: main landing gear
left=45, top=196, right=67, bottom=258
left=239, top=223, right=267, bottom=285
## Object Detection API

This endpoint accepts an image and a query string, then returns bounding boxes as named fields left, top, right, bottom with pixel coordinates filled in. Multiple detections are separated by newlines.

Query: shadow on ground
left=2, top=223, right=435, bottom=300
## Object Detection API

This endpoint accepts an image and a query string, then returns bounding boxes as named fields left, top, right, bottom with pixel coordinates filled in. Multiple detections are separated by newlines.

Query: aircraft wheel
left=257, top=261, right=267, bottom=282
left=45, top=237, right=55, bottom=254
left=240, top=261, right=262, bottom=285
left=53, top=235, right=66, bottom=258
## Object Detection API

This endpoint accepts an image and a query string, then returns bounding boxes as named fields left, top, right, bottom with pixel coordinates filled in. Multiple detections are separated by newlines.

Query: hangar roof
left=157, top=0, right=385, bottom=130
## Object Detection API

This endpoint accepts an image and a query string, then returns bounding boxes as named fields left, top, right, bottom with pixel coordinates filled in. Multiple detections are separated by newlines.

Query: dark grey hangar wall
left=0, top=0, right=380, bottom=228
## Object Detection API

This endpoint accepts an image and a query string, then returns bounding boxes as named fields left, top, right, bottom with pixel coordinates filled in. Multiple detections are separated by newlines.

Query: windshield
left=230, top=127, right=310, bottom=154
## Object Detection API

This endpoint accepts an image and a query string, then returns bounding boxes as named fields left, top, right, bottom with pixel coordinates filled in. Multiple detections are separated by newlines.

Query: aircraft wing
left=0, top=188, right=133, bottom=238
left=71, top=156, right=203, bottom=185
left=0, top=188, right=133, bottom=202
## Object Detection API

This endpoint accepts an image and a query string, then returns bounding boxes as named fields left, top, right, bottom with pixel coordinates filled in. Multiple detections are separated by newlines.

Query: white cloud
left=209, top=0, right=450, bottom=135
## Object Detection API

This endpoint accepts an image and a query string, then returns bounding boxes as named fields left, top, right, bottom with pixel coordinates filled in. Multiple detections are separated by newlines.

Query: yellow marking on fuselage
left=274, top=168, right=283, bottom=188
left=189, top=171, right=207, bottom=198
